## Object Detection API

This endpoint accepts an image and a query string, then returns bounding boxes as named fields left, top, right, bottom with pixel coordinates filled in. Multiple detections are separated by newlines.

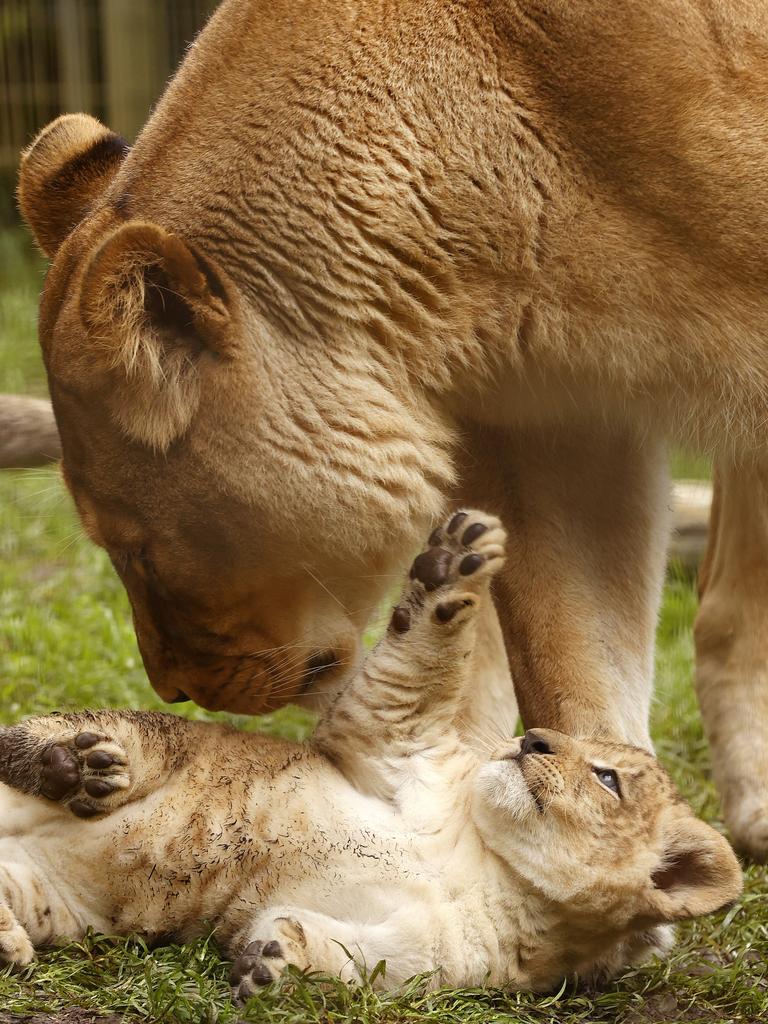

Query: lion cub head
left=473, top=729, right=742, bottom=987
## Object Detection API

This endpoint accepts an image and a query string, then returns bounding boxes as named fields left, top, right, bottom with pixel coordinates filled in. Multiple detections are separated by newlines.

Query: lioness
left=0, top=512, right=741, bottom=1000
left=17, top=0, right=768, bottom=860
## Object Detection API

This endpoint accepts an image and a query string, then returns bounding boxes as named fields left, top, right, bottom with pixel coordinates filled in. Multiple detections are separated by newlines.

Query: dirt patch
left=623, top=993, right=740, bottom=1023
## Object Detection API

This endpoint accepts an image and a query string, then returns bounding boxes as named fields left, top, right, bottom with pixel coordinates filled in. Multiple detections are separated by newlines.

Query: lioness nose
left=520, top=730, right=555, bottom=757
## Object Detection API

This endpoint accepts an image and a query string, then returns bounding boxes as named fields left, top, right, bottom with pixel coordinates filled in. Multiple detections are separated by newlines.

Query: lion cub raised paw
left=389, top=508, right=506, bottom=635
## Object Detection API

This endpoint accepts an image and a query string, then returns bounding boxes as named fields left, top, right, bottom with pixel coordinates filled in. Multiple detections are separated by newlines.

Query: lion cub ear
left=18, top=114, right=129, bottom=257
left=643, top=815, right=742, bottom=924
left=80, top=221, right=238, bottom=451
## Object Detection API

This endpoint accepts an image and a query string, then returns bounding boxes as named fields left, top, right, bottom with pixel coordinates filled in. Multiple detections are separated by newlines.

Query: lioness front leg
left=695, top=458, right=768, bottom=861
left=0, top=711, right=192, bottom=819
left=315, top=509, right=506, bottom=774
left=454, top=420, right=669, bottom=749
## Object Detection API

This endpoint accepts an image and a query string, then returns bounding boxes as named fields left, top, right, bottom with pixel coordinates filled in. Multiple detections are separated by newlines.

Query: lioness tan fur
left=0, top=513, right=741, bottom=999
left=17, top=0, right=768, bottom=860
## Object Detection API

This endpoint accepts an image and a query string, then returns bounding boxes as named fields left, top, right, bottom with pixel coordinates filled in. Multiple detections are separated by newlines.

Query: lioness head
left=473, top=729, right=743, bottom=984
left=19, top=115, right=452, bottom=712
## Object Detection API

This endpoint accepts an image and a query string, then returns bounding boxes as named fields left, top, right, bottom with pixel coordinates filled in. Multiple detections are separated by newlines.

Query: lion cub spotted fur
left=0, top=513, right=741, bottom=1000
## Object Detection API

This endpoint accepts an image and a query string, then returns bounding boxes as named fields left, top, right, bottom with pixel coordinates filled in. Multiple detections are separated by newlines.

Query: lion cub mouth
left=496, top=739, right=549, bottom=814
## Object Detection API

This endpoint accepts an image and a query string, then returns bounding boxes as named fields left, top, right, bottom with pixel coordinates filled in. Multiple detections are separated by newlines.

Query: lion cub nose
left=520, top=731, right=555, bottom=757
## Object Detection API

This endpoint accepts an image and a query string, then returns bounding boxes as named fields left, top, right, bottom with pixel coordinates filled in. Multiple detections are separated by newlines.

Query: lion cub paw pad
left=231, top=939, right=288, bottom=1002
left=40, top=732, right=130, bottom=818
left=230, top=917, right=307, bottom=1003
left=412, top=510, right=505, bottom=590
left=392, top=510, right=506, bottom=633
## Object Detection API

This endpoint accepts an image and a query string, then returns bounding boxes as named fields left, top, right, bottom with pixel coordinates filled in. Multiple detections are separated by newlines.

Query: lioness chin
left=0, top=513, right=741, bottom=1000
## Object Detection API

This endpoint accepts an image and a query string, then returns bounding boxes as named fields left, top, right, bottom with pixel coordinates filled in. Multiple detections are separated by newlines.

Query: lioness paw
left=391, top=510, right=506, bottom=634
left=0, top=907, right=34, bottom=968
left=230, top=917, right=308, bottom=1003
left=39, top=732, right=131, bottom=819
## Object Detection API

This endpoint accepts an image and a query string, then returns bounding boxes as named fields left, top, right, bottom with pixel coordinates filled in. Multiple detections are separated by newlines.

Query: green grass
left=1, top=228, right=766, bottom=1022
left=0, top=228, right=47, bottom=397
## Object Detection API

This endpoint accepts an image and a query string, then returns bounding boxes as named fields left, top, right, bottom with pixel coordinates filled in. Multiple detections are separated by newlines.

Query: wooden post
left=100, top=0, right=169, bottom=142
left=56, top=0, right=94, bottom=114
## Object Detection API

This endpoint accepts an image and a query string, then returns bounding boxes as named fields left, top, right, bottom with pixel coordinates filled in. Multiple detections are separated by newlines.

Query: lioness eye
left=139, top=552, right=160, bottom=580
left=593, top=767, right=621, bottom=796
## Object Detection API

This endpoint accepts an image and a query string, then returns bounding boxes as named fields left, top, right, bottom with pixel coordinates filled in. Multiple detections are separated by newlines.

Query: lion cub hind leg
left=229, top=908, right=370, bottom=1003
left=0, top=711, right=190, bottom=819
left=0, top=857, right=82, bottom=963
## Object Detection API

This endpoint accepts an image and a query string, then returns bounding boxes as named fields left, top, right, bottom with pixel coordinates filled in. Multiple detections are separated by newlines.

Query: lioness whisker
left=301, top=564, right=351, bottom=615
left=262, top=657, right=354, bottom=698
left=242, top=639, right=321, bottom=660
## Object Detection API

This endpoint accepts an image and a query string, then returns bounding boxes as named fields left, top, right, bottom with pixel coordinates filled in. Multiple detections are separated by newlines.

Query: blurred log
left=669, top=479, right=712, bottom=572
left=0, top=394, right=61, bottom=468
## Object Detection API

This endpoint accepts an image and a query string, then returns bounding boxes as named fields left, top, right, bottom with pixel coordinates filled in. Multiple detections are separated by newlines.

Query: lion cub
left=0, top=512, right=741, bottom=1001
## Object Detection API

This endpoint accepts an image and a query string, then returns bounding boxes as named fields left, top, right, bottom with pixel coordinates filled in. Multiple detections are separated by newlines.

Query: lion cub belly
left=2, top=753, right=421, bottom=943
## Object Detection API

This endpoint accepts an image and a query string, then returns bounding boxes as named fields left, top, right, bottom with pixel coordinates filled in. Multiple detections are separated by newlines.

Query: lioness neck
left=108, top=0, right=768, bottom=451
left=106, top=0, right=534, bottom=396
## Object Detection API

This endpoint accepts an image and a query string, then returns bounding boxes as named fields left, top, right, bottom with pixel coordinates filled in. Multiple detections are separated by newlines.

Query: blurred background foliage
left=0, top=0, right=217, bottom=221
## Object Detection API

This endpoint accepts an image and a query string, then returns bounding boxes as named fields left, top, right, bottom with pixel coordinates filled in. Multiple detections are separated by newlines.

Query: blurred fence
left=1, top=0, right=217, bottom=176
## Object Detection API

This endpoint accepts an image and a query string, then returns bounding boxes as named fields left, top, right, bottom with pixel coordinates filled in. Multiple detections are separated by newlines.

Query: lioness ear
left=644, top=816, right=742, bottom=923
left=18, top=114, right=128, bottom=257
left=80, top=221, right=236, bottom=450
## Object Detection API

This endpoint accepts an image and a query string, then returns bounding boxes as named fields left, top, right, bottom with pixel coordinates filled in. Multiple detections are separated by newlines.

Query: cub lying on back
left=0, top=512, right=741, bottom=1001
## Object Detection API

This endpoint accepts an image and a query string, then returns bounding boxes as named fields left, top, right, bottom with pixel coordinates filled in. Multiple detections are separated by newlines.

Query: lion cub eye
left=593, top=767, right=621, bottom=796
